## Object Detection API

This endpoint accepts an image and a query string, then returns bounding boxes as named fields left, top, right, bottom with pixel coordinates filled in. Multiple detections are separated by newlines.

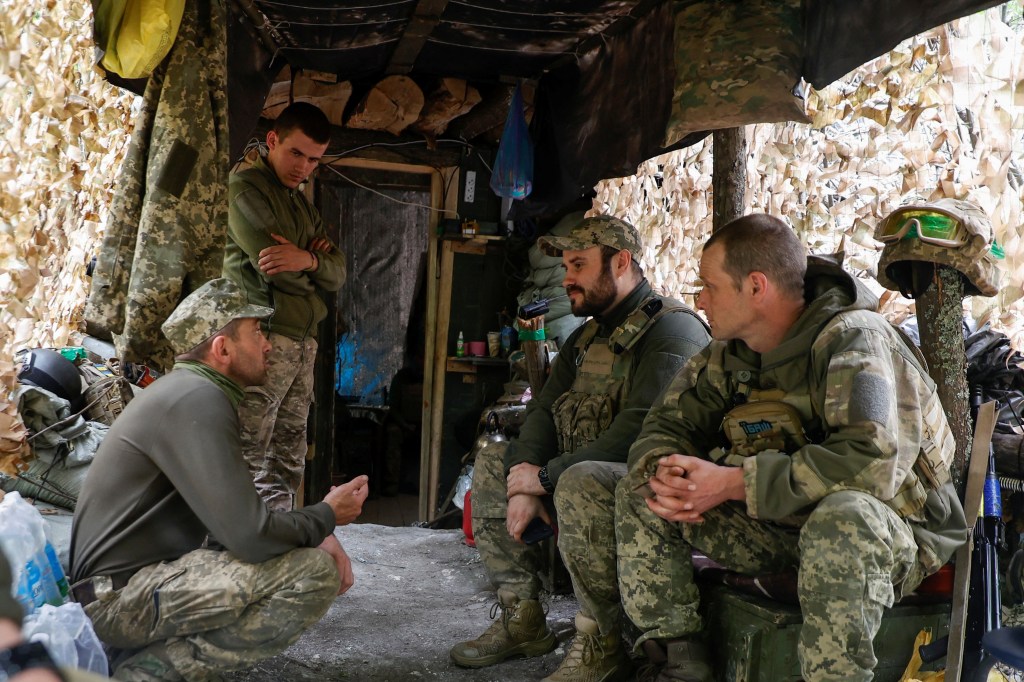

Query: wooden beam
left=425, top=239, right=455, bottom=520
left=387, top=0, right=450, bottom=75
left=230, top=0, right=283, bottom=56
left=420, top=168, right=456, bottom=522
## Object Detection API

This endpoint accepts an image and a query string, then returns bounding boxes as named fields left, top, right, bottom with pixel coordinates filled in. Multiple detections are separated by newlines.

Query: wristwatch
left=0, top=641, right=65, bottom=680
left=538, top=466, right=555, bottom=494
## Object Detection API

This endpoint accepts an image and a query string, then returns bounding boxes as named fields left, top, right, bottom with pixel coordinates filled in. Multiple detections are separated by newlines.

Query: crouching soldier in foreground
left=70, top=278, right=369, bottom=681
left=616, top=214, right=967, bottom=681
left=449, top=216, right=710, bottom=681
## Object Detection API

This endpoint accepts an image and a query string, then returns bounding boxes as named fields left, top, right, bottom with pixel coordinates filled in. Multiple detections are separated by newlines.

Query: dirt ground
left=224, top=524, right=581, bottom=681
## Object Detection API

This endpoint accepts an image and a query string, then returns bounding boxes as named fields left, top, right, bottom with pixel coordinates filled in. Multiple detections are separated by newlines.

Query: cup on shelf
left=487, top=332, right=501, bottom=357
left=466, top=341, right=487, bottom=357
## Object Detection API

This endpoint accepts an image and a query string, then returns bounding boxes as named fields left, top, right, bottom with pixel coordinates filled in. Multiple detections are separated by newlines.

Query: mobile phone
left=522, top=517, right=555, bottom=545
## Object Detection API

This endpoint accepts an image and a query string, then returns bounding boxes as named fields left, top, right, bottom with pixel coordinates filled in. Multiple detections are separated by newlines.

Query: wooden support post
left=916, top=266, right=972, bottom=490
left=712, top=127, right=747, bottom=232
left=419, top=170, right=448, bottom=522
left=422, top=239, right=454, bottom=521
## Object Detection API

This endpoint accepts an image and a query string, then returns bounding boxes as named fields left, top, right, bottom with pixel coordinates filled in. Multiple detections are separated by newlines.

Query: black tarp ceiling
left=223, top=0, right=1003, bottom=216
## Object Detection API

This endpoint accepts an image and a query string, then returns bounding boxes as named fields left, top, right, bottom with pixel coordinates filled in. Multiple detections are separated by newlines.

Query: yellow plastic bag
left=93, top=0, right=185, bottom=79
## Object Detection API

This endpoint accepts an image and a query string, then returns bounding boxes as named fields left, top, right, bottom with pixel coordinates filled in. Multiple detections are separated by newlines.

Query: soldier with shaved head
left=619, top=214, right=968, bottom=681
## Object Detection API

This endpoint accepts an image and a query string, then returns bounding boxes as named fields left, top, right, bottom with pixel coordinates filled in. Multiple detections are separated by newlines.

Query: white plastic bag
left=21, top=602, right=109, bottom=677
left=453, top=465, right=474, bottom=511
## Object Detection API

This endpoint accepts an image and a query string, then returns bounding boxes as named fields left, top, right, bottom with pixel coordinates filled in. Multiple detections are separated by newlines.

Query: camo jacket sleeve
left=743, top=311, right=930, bottom=522
left=626, top=344, right=731, bottom=473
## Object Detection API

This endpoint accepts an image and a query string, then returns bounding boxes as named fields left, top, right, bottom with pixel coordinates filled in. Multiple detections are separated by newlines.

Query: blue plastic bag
left=490, top=86, right=533, bottom=199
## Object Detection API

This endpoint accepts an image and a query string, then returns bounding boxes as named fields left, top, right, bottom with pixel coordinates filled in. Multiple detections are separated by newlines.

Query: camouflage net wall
left=4, top=6, right=1024, bottom=470
left=596, top=10, right=1024, bottom=348
left=0, top=1, right=137, bottom=472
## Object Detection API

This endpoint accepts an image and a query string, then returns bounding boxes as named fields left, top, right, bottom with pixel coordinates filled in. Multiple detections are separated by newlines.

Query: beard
left=567, top=262, right=618, bottom=317
left=230, top=352, right=268, bottom=388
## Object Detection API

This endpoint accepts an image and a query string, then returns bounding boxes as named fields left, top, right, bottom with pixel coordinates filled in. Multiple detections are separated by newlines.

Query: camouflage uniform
left=617, top=256, right=968, bottom=681
left=85, top=0, right=230, bottom=372
left=72, top=280, right=341, bottom=680
left=82, top=547, right=337, bottom=682
left=470, top=217, right=710, bottom=627
left=224, top=156, right=347, bottom=511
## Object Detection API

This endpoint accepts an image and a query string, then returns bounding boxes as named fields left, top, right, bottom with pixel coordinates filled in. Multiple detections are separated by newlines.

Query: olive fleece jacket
left=70, top=368, right=335, bottom=583
left=504, top=279, right=710, bottom=484
left=224, top=156, right=346, bottom=341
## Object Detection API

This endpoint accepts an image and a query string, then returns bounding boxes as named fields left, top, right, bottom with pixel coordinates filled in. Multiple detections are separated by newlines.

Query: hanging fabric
left=93, top=0, right=186, bottom=79
left=86, top=0, right=230, bottom=371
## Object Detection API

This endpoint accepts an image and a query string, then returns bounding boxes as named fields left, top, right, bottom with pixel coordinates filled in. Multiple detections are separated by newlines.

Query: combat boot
left=636, top=638, right=712, bottom=682
left=541, top=613, right=631, bottom=682
left=450, top=588, right=556, bottom=667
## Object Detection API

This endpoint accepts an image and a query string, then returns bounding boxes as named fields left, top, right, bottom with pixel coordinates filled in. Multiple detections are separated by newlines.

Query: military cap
left=875, top=198, right=1002, bottom=298
left=161, top=278, right=274, bottom=354
left=537, top=215, right=643, bottom=261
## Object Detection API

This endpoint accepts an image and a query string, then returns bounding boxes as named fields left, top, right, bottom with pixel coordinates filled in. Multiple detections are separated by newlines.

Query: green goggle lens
left=879, top=211, right=966, bottom=247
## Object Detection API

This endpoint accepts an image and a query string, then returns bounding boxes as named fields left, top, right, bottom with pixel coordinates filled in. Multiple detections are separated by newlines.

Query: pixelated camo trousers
left=471, top=441, right=548, bottom=599
left=616, top=473, right=925, bottom=682
left=83, top=547, right=338, bottom=680
left=237, top=332, right=317, bottom=511
left=554, top=460, right=627, bottom=635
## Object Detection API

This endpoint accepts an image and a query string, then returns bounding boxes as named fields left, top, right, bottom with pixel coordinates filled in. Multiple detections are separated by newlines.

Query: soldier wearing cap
left=450, top=216, right=710, bottom=681
left=70, top=278, right=369, bottom=681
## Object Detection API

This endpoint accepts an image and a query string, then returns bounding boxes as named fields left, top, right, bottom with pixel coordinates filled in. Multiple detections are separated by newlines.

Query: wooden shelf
left=446, top=356, right=508, bottom=373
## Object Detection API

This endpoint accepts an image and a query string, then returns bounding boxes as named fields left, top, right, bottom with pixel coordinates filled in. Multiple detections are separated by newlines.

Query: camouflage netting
left=0, top=1, right=137, bottom=473
left=5, top=6, right=1024, bottom=474
left=596, top=10, right=1024, bottom=348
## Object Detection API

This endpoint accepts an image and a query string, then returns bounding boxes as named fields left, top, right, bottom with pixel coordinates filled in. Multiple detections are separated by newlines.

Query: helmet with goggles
left=875, top=198, right=1003, bottom=298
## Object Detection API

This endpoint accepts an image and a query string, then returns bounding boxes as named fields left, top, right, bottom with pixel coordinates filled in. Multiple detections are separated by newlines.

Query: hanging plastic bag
left=489, top=85, right=534, bottom=199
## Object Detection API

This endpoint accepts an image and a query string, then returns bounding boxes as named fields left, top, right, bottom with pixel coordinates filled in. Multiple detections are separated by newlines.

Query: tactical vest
left=550, top=297, right=702, bottom=454
left=707, top=314, right=954, bottom=521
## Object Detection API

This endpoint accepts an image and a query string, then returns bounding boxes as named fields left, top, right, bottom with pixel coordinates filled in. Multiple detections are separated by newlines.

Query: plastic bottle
left=1, top=520, right=39, bottom=614
left=0, top=492, right=66, bottom=611
left=456, top=331, right=465, bottom=358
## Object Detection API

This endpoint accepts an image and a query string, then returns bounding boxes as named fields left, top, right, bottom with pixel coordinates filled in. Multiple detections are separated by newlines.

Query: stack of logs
left=263, top=67, right=531, bottom=142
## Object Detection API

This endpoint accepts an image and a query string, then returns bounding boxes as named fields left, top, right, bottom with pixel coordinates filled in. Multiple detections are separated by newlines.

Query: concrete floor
left=224, top=524, right=581, bottom=681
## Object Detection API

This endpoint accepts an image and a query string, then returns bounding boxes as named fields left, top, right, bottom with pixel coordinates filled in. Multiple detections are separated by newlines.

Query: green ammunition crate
left=702, top=584, right=950, bottom=681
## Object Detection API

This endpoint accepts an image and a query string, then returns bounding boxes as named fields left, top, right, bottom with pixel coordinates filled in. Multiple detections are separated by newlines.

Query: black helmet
left=17, top=349, right=85, bottom=412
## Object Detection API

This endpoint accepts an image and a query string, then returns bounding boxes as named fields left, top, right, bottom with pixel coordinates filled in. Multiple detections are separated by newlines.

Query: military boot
left=541, top=613, right=632, bottom=682
left=450, top=588, right=556, bottom=667
left=636, top=638, right=712, bottom=682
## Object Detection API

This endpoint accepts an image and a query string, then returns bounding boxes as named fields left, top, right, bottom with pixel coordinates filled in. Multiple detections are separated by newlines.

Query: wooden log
left=994, top=432, right=1024, bottom=478
left=253, top=117, right=464, bottom=167
left=411, top=78, right=482, bottom=138
left=447, top=84, right=515, bottom=141
left=261, top=65, right=292, bottom=120
left=347, top=75, right=425, bottom=136
left=262, top=67, right=353, bottom=127
left=712, top=127, right=747, bottom=231
left=917, top=266, right=972, bottom=490
left=519, top=316, right=548, bottom=398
